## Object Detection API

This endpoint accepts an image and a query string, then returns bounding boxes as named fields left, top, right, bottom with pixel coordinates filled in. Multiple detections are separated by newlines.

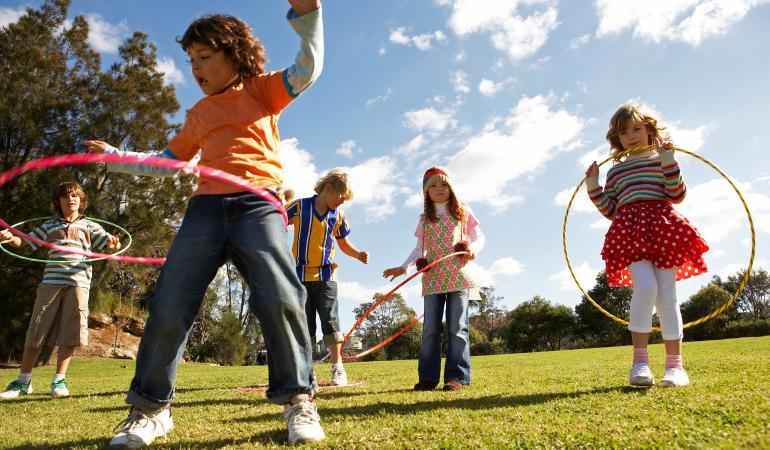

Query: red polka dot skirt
left=602, top=200, right=709, bottom=287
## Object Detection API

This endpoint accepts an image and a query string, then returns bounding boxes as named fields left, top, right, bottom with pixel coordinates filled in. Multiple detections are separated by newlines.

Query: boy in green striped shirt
left=0, top=181, right=120, bottom=398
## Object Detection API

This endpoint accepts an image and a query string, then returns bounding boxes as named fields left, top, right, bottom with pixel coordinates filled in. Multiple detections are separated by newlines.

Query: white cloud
left=595, top=0, right=770, bottom=46
left=489, top=257, right=525, bottom=276
left=568, top=33, right=591, bottom=49
left=454, top=50, right=467, bottom=62
left=464, top=257, right=525, bottom=287
left=341, top=156, right=404, bottom=222
left=156, top=56, right=185, bottom=86
left=336, top=140, right=357, bottom=158
left=676, top=178, right=770, bottom=243
left=439, top=0, right=560, bottom=61
left=550, top=261, right=599, bottom=292
left=280, top=138, right=319, bottom=198
left=86, top=13, right=129, bottom=54
left=716, top=258, right=769, bottom=279
left=553, top=185, right=596, bottom=214
left=529, top=56, right=551, bottom=70
left=389, top=27, right=447, bottom=51
left=365, top=88, right=395, bottom=107
left=578, top=145, right=605, bottom=169
left=395, top=134, right=426, bottom=157
left=452, top=70, right=470, bottom=93
left=402, top=107, right=455, bottom=134
left=478, top=79, right=502, bottom=97
left=0, top=5, right=25, bottom=28
left=446, top=94, right=584, bottom=211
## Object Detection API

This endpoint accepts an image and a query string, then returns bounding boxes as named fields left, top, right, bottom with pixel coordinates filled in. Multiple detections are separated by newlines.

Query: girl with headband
left=585, top=103, right=709, bottom=387
left=383, top=166, right=485, bottom=392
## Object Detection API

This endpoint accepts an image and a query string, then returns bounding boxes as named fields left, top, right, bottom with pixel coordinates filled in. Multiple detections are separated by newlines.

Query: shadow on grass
left=9, top=386, right=217, bottom=405
left=5, top=436, right=107, bottom=450
left=232, top=384, right=643, bottom=423
left=4, top=430, right=291, bottom=449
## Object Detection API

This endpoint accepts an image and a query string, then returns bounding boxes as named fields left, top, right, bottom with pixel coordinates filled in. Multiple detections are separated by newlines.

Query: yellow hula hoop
left=562, top=145, right=756, bottom=331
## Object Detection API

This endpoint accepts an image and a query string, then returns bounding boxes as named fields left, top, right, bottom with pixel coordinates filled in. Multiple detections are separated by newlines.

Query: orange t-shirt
left=167, top=70, right=295, bottom=196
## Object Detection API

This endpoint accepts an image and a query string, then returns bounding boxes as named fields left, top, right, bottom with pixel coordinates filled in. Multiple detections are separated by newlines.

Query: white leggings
left=627, top=260, right=683, bottom=340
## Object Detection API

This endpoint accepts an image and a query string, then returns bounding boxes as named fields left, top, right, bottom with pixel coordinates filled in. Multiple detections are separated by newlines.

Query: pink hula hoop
left=0, top=153, right=287, bottom=264
left=342, top=251, right=468, bottom=360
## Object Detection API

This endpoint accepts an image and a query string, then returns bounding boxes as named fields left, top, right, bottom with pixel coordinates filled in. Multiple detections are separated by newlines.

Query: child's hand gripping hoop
left=342, top=250, right=469, bottom=360
left=0, top=216, right=133, bottom=264
left=562, top=145, right=756, bottom=331
left=0, top=153, right=288, bottom=265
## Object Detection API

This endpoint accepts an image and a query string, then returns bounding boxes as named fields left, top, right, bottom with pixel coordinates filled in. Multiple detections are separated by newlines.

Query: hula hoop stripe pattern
left=562, top=146, right=756, bottom=331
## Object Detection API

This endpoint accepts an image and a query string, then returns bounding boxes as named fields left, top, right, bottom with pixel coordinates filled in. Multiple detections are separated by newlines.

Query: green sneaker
left=51, top=378, right=69, bottom=397
left=0, top=379, right=33, bottom=399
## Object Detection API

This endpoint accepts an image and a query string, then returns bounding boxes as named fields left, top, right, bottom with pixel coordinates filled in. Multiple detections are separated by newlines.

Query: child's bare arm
left=337, top=237, right=368, bottom=264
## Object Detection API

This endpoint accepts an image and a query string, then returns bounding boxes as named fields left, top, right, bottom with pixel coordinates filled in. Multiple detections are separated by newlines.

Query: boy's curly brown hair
left=178, top=14, right=267, bottom=79
left=52, top=182, right=87, bottom=217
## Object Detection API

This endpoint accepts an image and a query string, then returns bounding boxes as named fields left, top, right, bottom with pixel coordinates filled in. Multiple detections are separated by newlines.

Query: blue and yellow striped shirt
left=286, top=196, right=351, bottom=282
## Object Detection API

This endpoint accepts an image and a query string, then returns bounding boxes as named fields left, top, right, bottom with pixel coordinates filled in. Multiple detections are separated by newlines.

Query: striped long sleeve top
left=588, top=154, right=686, bottom=219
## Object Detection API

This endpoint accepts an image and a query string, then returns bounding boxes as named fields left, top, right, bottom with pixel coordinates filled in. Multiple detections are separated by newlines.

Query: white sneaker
left=660, top=367, right=690, bottom=387
left=629, top=363, right=655, bottom=386
left=331, top=364, right=348, bottom=386
left=283, top=396, right=325, bottom=444
left=51, top=378, right=69, bottom=397
left=0, top=379, right=32, bottom=399
left=109, top=407, right=174, bottom=449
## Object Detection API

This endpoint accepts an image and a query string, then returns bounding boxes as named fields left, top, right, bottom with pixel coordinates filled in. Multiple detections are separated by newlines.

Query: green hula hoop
left=0, top=216, right=133, bottom=264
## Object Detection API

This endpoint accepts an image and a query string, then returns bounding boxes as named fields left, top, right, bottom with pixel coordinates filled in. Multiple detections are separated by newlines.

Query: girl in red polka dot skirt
left=585, top=104, right=709, bottom=388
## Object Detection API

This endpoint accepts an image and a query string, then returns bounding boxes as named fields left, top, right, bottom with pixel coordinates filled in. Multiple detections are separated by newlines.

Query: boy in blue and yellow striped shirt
left=286, top=170, right=368, bottom=385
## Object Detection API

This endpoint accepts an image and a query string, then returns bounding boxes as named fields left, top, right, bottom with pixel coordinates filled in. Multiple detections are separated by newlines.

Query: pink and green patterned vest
left=421, top=212, right=476, bottom=296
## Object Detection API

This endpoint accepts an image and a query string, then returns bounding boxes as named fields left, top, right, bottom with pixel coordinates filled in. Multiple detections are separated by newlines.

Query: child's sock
left=18, top=372, right=31, bottom=385
left=53, top=373, right=65, bottom=383
left=665, top=354, right=683, bottom=369
left=632, top=347, right=648, bottom=365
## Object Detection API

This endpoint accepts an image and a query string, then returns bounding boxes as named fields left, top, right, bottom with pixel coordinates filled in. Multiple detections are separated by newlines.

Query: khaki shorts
left=24, top=284, right=89, bottom=348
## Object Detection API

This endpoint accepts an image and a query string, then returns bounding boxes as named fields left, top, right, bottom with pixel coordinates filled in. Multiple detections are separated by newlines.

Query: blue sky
left=2, top=0, right=769, bottom=340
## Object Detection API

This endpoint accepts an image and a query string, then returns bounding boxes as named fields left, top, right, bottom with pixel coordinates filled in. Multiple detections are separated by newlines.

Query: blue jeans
left=418, top=290, right=471, bottom=385
left=126, top=193, right=315, bottom=408
left=303, top=281, right=344, bottom=345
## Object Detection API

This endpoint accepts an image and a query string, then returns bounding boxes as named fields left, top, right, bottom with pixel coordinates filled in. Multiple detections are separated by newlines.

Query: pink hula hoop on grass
left=0, top=153, right=287, bottom=264
left=342, top=251, right=469, bottom=360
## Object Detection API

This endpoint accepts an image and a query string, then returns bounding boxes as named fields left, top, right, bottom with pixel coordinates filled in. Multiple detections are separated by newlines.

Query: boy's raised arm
left=283, top=0, right=323, bottom=97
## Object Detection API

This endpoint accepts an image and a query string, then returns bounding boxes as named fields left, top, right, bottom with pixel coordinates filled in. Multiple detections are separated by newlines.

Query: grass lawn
left=1, top=336, right=768, bottom=449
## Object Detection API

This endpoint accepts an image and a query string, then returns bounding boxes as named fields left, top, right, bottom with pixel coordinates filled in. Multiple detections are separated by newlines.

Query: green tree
left=469, top=286, right=508, bottom=345
left=210, top=308, right=247, bottom=366
left=0, top=0, right=189, bottom=360
left=353, top=292, right=417, bottom=357
left=711, top=269, right=770, bottom=321
left=506, top=296, right=577, bottom=352
left=681, top=284, right=737, bottom=341
left=574, top=271, right=632, bottom=347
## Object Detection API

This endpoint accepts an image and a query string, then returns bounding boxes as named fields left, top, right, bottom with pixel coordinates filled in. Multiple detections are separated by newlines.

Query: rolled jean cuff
left=126, top=389, right=171, bottom=412
left=266, top=385, right=318, bottom=404
left=323, top=332, right=345, bottom=345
